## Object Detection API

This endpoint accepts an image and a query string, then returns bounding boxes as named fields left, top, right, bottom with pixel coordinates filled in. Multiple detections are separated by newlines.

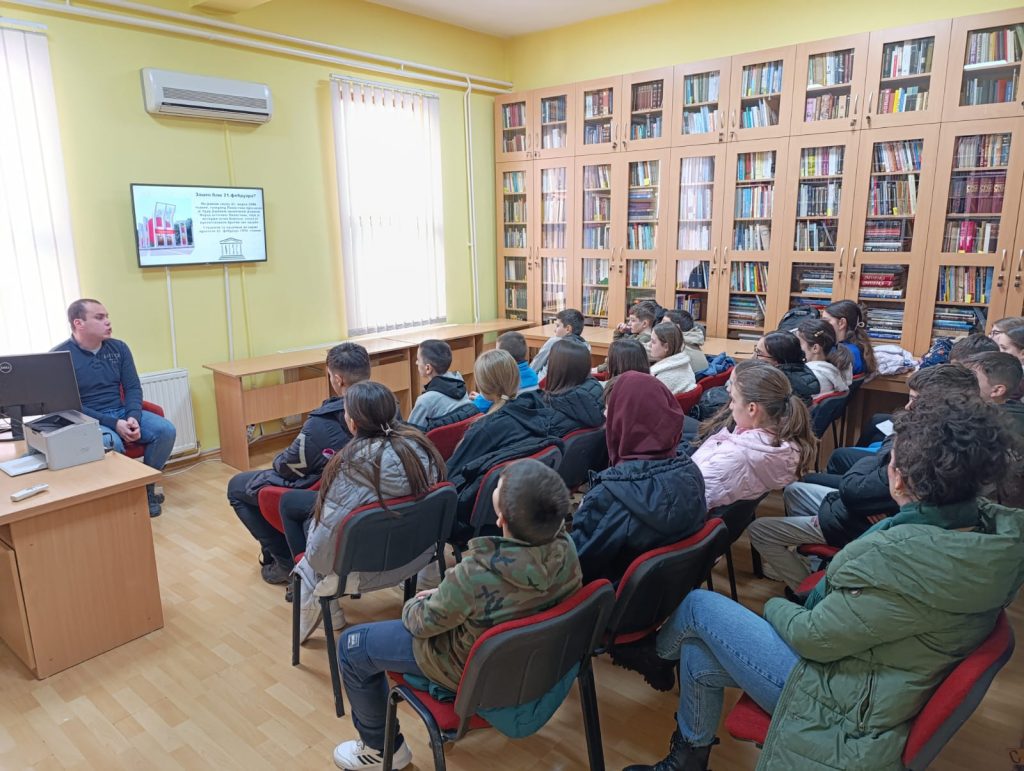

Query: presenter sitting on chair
left=52, top=299, right=176, bottom=516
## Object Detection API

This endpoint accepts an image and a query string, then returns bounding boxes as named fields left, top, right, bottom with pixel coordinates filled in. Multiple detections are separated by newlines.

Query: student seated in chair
left=542, top=338, right=604, bottom=438
left=648, top=322, right=698, bottom=395
left=964, top=351, right=1024, bottom=432
left=225, top=342, right=369, bottom=585
left=821, top=299, right=877, bottom=378
left=471, top=331, right=538, bottom=412
left=624, top=393, right=1024, bottom=771
left=53, top=298, right=177, bottom=516
left=753, top=331, right=819, bottom=405
left=331, top=459, right=581, bottom=771
left=296, top=381, right=446, bottom=643
left=663, top=309, right=709, bottom=374
left=793, top=318, right=853, bottom=394
left=529, top=308, right=590, bottom=381
left=406, top=339, right=474, bottom=431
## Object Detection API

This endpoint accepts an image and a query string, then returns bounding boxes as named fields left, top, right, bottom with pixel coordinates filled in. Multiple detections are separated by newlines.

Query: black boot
left=609, top=636, right=677, bottom=692
left=622, top=729, right=717, bottom=771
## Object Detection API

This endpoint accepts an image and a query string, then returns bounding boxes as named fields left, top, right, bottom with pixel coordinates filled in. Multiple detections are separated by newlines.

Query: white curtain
left=0, top=29, right=79, bottom=354
left=332, top=79, right=446, bottom=336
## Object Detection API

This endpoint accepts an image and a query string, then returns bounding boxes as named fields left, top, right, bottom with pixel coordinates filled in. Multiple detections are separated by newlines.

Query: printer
left=24, top=410, right=105, bottom=470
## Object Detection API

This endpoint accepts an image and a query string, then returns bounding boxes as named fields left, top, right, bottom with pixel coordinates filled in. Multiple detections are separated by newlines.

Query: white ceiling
left=363, top=0, right=669, bottom=38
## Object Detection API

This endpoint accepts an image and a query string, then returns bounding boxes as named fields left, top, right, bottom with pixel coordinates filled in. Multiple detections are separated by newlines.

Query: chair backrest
left=469, top=445, right=563, bottom=535
left=674, top=383, right=704, bottom=415
left=427, top=414, right=483, bottom=462
left=333, top=482, right=457, bottom=579
left=558, top=427, right=608, bottom=491
left=700, top=366, right=733, bottom=391
left=606, top=518, right=730, bottom=645
left=810, top=391, right=850, bottom=438
left=709, top=492, right=770, bottom=545
left=451, top=580, right=615, bottom=739
left=902, top=611, right=1015, bottom=770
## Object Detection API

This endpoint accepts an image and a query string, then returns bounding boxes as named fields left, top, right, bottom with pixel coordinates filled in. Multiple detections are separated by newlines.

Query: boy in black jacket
left=226, top=342, right=370, bottom=584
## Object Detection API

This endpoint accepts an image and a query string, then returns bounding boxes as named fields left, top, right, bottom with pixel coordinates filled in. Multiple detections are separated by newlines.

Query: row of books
left=541, top=126, right=568, bottom=150
left=806, top=49, right=855, bottom=88
left=867, top=176, right=918, bottom=217
left=733, top=183, right=774, bottom=218
left=859, top=265, right=907, bottom=298
left=792, top=264, right=834, bottom=296
left=628, top=188, right=659, bottom=220
left=627, top=259, right=658, bottom=288
left=680, top=157, right=715, bottom=184
left=504, top=228, right=528, bottom=248
left=804, top=93, right=852, bottom=122
left=871, top=139, right=923, bottom=173
left=504, top=256, right=527, bottom=281
left=881, top=36, right=935, bottom=78
left=503, top=171, right=526, bottom=194
left=940, top=220, right=1001, bottom=254
left=582, top=258, right=610, bottom=285
left=629, top=161, right=660, bottom=187
left=582, top=223, right=611, bottom=249
left=932, top=306, right=986, bottom=338
left=540, top=96, right=567, bottom=124
left=540, top=224, right=567, bottom=250
left=631, top=80, right=665, bottom=111
left=796, top=180, right=842, bottom=217
left=795, top=221, right=838, bottom=252
left=727, top=295, right=767, bottom=329
left=583, top=195, right=611, bottom=222
left=740, top=99, right=780, bottom=129
left=502, top=133, right=527, bottom=153
left=965, top=25, right=1024, bottom=66
left=678, top=223, right=714, bottom=250
left=541, top=167, right=567, bottom=193
left=936, top=265, right=994, bottom=304
left=682, top=106, right=719, bottom=135
left=678, top=261, right=710, bottom=290
left=630, top=114, right=664, bottom=140
left=864, top=305, right=905, bottom=340
left=740, top=60, right=784, bottom=97
left=790, top=296, right=830, bottom=312
left=505, top=286, right=528, bottom=310
left=947, top=171, right=1006, bottom=215
left=730, top=261, right=769, bottom=292
left=877, top=86, right=929, bottom=114
left=583, top=165, right=611, bottom=189
left=962, top=74, right=1018, bottom=106
left=799, top=145, right=844, bottom=177
left=502, top=102, right=526, bottom=130
left=864, top=220, right=914, bottom=253
left=541, top=292, right=567, bottom=316
left=679, top=187, right=713, bottom=220
left=734, top=223, right=772, bottom=251
left=503, top=201, right=527, bottom=223
left=541, top=195, right=567, bottom=224
left=583, top=88, right=614, bottom=119
left=542, top=257, right=567, bottom=285
left=684, top=71, right=720, bottom=105
left=583, top=122, right=613, bottom=145
left=626, top=223, right=658, bottom=250
left=953, top=132, right=1011, bottom=169
left=674, top=293, right=706, bottom=320
left=737, top=151, right=775, bottom=181
left=582, top=286, right=609, bottom=317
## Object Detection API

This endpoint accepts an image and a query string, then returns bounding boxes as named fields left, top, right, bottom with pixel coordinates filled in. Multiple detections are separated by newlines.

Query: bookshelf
left=494, top=93, right=531, bottom=163
left=725, top=261, right=771, bottom=340
left=672, top=57, right=732, bottom=147
left=496, top=162, right=533, bottom=320
left=864, top=20, right=953, bottom=130
left=576, top=76, right=621, bottom=156
left=944, top=9, right=1024, bottom=122
left=531, top=85, right=576, bottom=160
left=727, top=45, right=797, bottom=140
left=576, top=157, right=621, bottom=326
left=791, top=33, right=870, bottom=135
left=535, top=159, right=578, bottom=321
left=623, top=68, right=673, bottom=151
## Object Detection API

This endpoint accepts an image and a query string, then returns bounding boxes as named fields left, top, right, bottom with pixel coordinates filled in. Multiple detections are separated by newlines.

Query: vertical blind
left=331, top=79, right=446, bottom=336
left=0, top=29, right=79, bottom=354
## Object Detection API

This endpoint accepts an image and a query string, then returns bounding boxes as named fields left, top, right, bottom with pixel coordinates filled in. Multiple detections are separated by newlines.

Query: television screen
left=131, top=183, right=267, bottom=268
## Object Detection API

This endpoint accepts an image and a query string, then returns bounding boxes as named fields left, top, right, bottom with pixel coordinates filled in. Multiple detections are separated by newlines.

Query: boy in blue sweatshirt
left=472, top=331, right=538, bottom=412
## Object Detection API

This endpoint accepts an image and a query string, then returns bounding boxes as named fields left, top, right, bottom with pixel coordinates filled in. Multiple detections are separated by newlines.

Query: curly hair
left=891, top=393, right=1014, bottom=504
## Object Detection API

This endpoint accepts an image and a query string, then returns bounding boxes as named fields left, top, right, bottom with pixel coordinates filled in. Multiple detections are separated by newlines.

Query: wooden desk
left=0, top=446, right=162, bottom=679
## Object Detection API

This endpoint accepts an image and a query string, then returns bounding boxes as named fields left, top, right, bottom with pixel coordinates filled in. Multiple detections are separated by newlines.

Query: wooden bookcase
left=943, top=9, right=1024, bottom=123
left=496, top=161, right=534, bottom=320
left=672, top=57, right=732, bottom=147
left=790, top=33, right=870, bottom=136
left=494, top=93, right=532, bottom=163
left=534, top=158, right=578, bottom=321
left=622, top=68, right=674, bottom=151
left=726, top=45, right=797, bottom=141
left=531, top=85, right=576, bottom=160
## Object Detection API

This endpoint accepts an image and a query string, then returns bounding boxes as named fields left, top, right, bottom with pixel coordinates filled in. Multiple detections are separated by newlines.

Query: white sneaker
left=333, top=739, right=412, bottom=770
left=328, top=599, right=346, bottom=631
left=298, top=578, right=323, bottom=644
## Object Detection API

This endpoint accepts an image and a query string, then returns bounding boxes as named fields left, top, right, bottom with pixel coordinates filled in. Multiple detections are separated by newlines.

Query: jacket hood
left=310, top=395, right=347, bottom=417
left=606, top=371, right=682, bottom=464
left=777, top=363, right=820, bottom=401
left=336, top=438, right=437, bottom=500
left=594, top=456, right=706, bottom=535
left=683, top=326, right=705, bottom=348
left=501, top=389, right=553, bottom=430
left=805, top=360, right=848, bottom=392
left=830, top=498, right=1024, bottom=615
left=650, top=351, right=693, bottom=376
left=545, top=378, right=605, bottom=430
left=466, top=527, right=580, bottom=593
left=425, top=373, right=467, bottom=401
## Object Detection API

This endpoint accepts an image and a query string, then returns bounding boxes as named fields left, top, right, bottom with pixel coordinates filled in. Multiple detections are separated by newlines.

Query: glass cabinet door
left=534, top=160, right=577, bottom=321
left=496, top=163, right=531, bottom=321
left=943, top=10, right=1024, bottom=122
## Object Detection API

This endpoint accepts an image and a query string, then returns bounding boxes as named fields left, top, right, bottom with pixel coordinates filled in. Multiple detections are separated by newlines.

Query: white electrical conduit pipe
left=0, top=13, right=44, bottom=29
left=464, top=79, right=481, bottom=322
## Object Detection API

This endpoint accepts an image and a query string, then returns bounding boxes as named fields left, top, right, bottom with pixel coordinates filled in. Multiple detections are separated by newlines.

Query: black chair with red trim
left=796, top=542, right=840, bottom=570
left=698, top=366, right=733, bottom=391
left=257, top=479, right=322, bottom=536
left=707, top=493, right=770, bottom=602
left=382, top=580, right=616, bottom=771
left=468, top=445, right=563, bottom=537
left=809, top=390, right=851, bottom=470
left=426, top=414, right=483, bottom=463
left=558, top=427, right=608, bottom=492
left=724, top=610, right=1015, bottom=769
left=291, top=482, right=457, bottom=717
left=603, top=518, right=730, bottom=653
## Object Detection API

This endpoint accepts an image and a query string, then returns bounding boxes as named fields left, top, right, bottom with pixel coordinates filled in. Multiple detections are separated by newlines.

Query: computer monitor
left=0, top=352, right=83, bottom=440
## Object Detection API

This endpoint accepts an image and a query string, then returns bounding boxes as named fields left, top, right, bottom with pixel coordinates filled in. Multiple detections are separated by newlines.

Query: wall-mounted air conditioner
left=141, top=68, right=272, bottom=124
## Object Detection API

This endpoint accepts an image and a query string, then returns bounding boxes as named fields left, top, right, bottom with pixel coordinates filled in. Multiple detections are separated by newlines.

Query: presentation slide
left=131, top=184, right=267, bottom=268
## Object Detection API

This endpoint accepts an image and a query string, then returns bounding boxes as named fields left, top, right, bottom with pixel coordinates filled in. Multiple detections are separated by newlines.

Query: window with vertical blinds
left=0, top=28, right=80, bottom=354
left=331, top=79, right=446, bottom=336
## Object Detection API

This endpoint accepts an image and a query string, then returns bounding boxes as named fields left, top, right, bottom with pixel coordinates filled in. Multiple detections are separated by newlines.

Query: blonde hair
left=474, top=349, right=519, bottom=414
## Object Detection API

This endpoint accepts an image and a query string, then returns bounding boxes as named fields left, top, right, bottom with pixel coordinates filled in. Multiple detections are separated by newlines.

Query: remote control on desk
left=10, top=483, right=49, bottom=502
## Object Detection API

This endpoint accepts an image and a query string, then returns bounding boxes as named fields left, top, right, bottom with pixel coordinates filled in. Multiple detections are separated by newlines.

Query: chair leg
left=390, top=686, right=448, bottom=771
left=322, top=597, right=345, bottom=717
left=291, top=572, right=301, bottom=666
left=725, top=546, right=738, bottom=602
left=383, top=689, right=400, bottom=771
left=402, top=575, right=416, bottom=603
left=750, top=544, right=764, bottom=579
left=578, top=663, right=606, bottom=771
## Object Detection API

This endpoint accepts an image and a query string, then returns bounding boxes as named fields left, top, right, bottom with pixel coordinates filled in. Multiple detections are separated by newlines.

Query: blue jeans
left=99, top=408, right=177, bottom=470
left=656, top=590, right=799, bottom=746
left=339, top=620, right=426, bottom=751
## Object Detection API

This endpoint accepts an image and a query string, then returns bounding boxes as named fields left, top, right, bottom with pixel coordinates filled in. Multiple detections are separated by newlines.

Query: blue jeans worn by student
left=98, top=407, right=176, bottom=470
left=656, top=590, right=799, bottom=746
left=339, top=620, right=425, bottom=751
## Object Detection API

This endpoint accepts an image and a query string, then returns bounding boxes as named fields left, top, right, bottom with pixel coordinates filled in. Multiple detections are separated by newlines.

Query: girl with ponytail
left=823, top=300, right=877, bottom=376
left=691, top=360, right=816, bottom=509
left=795, top=318, right=854, bottom=393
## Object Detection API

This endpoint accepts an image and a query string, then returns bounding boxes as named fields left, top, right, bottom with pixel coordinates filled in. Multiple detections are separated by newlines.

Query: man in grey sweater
left=407, top=339, right=474, bottom=429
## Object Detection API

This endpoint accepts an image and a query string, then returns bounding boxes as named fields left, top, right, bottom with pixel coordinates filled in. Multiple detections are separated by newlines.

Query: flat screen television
left=131, top=183, right=267, bottom=268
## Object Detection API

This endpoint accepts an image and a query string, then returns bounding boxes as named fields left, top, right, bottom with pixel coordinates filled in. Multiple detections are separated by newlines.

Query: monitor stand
left=0, top=407, right=25, bottom=440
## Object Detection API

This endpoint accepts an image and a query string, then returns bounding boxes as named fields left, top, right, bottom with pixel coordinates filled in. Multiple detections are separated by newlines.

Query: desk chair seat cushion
left=725, top=693, right=771, bottom=746
left=258, top=480, right=321, bottom=534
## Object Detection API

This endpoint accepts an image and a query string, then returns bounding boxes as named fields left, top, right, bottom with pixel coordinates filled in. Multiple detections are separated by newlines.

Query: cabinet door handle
left=526, top=131, right=531, bottom=150
left=709, top=246, right=718, bottom=274
left=998, top=248, right=1008, bottom=288
left=866, top=91, right=874, bottom=115
left=1016, top=249, right=1023, bottom=288
left=849, top=246, right=858, bottom=279
left=837, top=246, right=845, bottom=270
left=852, top=93, right=859, bottom=116
left=535, top=131, right=540, bottom=154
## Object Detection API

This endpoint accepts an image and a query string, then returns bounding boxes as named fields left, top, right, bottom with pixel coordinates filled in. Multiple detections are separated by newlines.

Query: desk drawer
left=0, top=541, right=34, bottom=672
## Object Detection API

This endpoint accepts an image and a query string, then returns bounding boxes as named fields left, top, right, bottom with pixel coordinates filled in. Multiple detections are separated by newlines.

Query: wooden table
left=0, top=445, right=162, bottom=678
left=205, top=320, right=529, bottom=471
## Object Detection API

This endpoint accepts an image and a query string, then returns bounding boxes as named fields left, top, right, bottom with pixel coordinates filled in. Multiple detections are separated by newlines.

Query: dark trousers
left=856, top=412, right=892, bottom=447
left=226, top=471, right=292, bottom=564
left=280, top=489, right=318, bottom=559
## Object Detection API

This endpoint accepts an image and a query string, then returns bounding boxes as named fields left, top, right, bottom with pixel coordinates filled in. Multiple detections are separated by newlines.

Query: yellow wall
left=506, top=0, right=1024, bottom=89
left=5, top=0, right=504, bottom=451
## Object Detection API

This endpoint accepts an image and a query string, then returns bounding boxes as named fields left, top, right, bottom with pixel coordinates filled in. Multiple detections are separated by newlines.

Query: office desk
left=0, top=446, right=162, bottom=678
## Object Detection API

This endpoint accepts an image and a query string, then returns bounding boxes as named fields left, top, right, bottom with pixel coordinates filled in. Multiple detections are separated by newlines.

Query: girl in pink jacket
left=690, top=360, right=816, bottom=510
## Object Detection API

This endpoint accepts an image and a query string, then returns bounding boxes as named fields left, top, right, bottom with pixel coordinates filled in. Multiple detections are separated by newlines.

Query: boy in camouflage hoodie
left=332, top=459, right=582, bottom=771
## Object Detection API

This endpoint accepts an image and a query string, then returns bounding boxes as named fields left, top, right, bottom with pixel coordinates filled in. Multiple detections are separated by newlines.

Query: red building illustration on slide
left=138, top=202, right=193, bottom=250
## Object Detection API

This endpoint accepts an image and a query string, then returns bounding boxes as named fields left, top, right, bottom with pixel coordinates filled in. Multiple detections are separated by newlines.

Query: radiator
left=139, top=368, right=199, bottom=456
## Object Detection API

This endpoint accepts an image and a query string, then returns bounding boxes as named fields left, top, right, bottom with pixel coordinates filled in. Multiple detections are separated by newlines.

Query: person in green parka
left=623, top=392, right=1024, bottom=771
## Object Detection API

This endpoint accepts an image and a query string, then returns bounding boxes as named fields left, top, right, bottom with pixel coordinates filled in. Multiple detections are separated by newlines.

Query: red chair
left=725, top=610, right=1015, bottom=769
left=707, top=493, right=769, bottom=601
left=123, top=401, right=166, bottom=459
left=699, top=366, right=733, bottom=391
left=468, top=445, right=563, bottom=537
left=796, top=543, right=840, bottom=565
left=257, top=479, right=322, bottom=534
left=674, top=383, right=703, bottom=415
left=593, top=369, right=610, bottom=382
left=382, top=580, right=616, bottom=771
left=426, top=413, right=483, bottom=462
left=558, top=426, right=608, bottom=491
